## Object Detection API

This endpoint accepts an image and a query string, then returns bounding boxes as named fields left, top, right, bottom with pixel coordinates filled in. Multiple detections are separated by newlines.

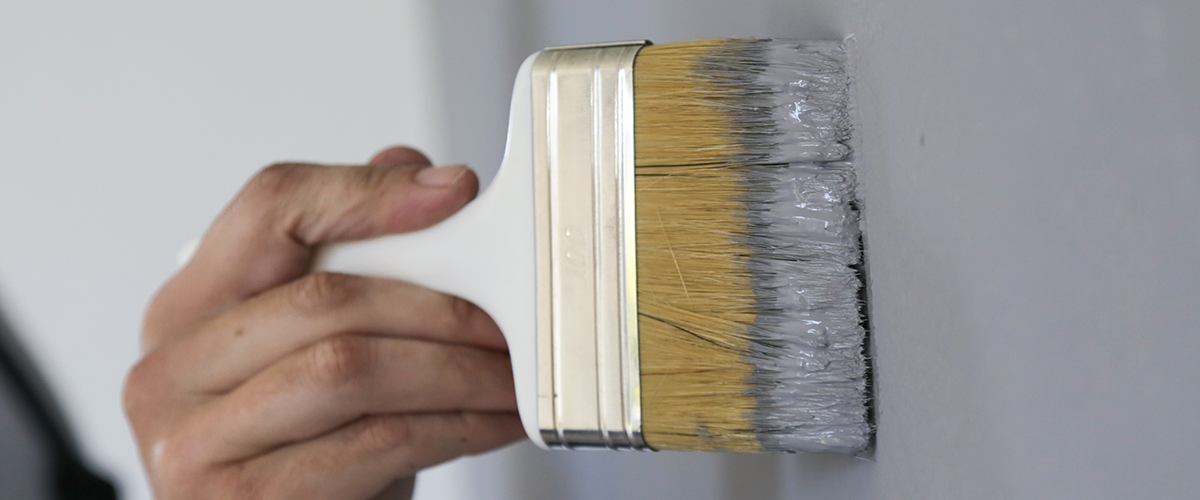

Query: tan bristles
left=635, top=164, right=763, bottom=452
left=632, top=40, right=743, bottom=168
left=634, top=38, right=869, bottom=453
left=635, top=40, right=764, bottom=452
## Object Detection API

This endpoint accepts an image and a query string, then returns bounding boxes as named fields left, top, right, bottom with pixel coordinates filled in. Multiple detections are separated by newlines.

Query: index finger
left=145, top=147, right=478, bottom=349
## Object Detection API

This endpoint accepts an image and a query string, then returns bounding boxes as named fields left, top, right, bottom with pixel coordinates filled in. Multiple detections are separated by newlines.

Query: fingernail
left=415, top=164, right=468, bottom=188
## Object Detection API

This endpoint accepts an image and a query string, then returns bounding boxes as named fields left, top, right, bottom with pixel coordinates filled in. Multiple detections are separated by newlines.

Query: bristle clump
left=635, top=38, right=870, bottom=454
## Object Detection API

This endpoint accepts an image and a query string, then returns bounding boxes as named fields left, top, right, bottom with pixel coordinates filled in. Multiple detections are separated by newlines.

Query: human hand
left=124, top=147, right=523, bottom=500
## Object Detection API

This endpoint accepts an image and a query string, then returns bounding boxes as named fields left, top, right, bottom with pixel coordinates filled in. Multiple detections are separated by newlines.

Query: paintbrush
left=319, top=38, right=871, bottom=453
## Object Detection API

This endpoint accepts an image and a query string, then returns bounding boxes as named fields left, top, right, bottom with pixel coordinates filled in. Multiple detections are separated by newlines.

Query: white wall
left=0, top=3, right=444, bottom=499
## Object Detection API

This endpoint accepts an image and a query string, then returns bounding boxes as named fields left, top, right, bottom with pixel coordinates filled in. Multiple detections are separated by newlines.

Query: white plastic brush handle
left=315, top=54, right=546, bottom=449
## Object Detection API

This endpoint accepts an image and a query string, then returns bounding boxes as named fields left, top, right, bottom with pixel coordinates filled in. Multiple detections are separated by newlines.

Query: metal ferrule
left=531, top=40, right=651, bottom=450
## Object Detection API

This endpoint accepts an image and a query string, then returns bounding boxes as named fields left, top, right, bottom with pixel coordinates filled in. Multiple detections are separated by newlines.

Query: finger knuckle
left=122, top=357, right=161, bottom=421
left=304, top=335, right=375, bottom=391
left=441, top=347, right=480, bottom=388
left=441, top=412, right=494, bottom=455
left=213, top=464, right=269, bottom=500
left=152, top=435, right=210, bottom=498
left=288, top=272, right=359, bottom=315
left=248, top=163, right=310, bottom=199
left=141, top=294, right=175, bottom=349
left=456, top=414, right=488, bottom=450
left=456, top=411, right=488, bottom=434
left=439, top=295, right=476, bottom=332
left=228, top=163, right=314, bottom=222
left=354, top=416, right=415, bottom=452
left=449, top=295, right=474, bottom=322
left=355, top=164, right=402, bottom=193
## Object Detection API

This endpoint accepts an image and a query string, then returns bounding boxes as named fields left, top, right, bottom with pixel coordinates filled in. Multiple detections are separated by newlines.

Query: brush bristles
left=635, top=38, right=870, bottom=453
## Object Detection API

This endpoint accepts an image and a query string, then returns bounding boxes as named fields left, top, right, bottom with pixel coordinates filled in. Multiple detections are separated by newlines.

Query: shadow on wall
left=723, top=453, right=870, bottom=500
left=480, top=441, right=872, bottom=500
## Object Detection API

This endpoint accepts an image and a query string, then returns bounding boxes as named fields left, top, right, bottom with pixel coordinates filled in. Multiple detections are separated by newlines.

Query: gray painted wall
left=417, top=1, right=1200, bottom=499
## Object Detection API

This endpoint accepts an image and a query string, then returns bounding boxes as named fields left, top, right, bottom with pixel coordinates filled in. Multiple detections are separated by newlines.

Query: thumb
left=145, top=151, right=479, bottom=343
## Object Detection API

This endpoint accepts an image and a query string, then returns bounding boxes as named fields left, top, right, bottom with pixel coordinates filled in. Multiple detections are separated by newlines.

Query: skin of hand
left=123, top=146, right=524, bottom=500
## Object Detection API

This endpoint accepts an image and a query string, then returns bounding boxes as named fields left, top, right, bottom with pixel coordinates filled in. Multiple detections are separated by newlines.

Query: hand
left=124, top=147, right=523, bottom=500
